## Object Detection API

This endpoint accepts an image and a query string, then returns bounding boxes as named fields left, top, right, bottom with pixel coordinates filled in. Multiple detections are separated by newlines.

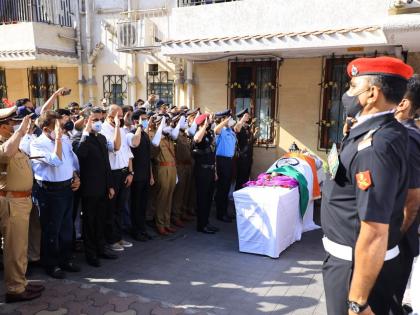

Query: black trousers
left=395, top=241, right=415, bottom=304
left=235, top=155, right=252, bottom=191
left=38, top=185, right=73, bottom=268
left=130, top=180, right=149, bottom=234
left=195, top=165, right=215, bottom=230
left=323, top=253, right=404, bottom=315
left=105, top=170, right=128, bottom=244
left=215, top=156, right=233, bottom=219
left=82, top=195, right=107, bottom=259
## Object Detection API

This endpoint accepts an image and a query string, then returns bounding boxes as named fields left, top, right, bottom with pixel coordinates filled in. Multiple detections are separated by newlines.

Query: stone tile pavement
left=0, top=212, right=327, bottom=315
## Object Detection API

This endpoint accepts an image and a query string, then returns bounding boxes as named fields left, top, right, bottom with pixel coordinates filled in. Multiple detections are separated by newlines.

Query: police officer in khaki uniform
left=172, top=114, right=193, bottom=226
left=150, top=115, right=177, bottom=235
left=0, top=108, right=44, bottom=303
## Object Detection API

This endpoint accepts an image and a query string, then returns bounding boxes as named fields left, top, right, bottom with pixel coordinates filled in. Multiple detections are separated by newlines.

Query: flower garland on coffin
left=244, top=173, right=298, bottom=188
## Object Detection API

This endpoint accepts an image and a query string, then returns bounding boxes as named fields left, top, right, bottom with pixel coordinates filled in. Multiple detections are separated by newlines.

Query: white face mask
left=50, top=131, right=56, bottom=140
left=92, top=121, right=102, bottom=133
left=228, top=118, right=236, bottom=128
left=211, top=122, right=216, bottom=130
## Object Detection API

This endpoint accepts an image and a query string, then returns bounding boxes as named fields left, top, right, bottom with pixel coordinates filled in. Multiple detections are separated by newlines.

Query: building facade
left=1, top=0, right=420, bottom=175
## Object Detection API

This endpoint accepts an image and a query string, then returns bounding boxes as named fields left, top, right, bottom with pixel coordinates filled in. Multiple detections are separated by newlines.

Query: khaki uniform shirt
left=175, top=132, right=192, bottom=165
left=0, top=136, right=33, bottom=192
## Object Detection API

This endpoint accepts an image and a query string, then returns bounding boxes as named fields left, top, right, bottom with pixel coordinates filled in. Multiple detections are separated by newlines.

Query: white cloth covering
left=234, top=186, right=302, bottom=258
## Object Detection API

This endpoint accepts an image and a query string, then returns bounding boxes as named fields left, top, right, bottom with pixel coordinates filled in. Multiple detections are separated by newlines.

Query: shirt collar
left=352, top=110, right=395, bottom=129
left=347, top=113, right=395, bottom=141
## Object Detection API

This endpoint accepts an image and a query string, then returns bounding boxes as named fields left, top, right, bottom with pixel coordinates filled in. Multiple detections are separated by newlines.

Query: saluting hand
left=54, top=119, right=63, bottom=139
left=85, top=115, right=93, bottom=133
left=17, top=115, right=31, bottom=137
left=114, top=115, right=121, bottom=128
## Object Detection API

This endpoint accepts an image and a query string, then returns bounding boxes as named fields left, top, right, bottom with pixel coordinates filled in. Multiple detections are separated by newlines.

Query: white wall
left=172, top=0, right=390, bottom=40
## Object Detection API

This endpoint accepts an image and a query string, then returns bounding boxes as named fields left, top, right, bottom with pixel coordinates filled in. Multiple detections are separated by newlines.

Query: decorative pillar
left=186, top=60, right=193, bottom=108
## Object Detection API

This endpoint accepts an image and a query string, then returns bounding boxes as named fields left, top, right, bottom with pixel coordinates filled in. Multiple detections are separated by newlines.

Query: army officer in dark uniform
left=394, top=74, right=420, bottom=305
left=234, top=108, right=254, bottom=190
left=321, top=56, right=413, bottom=315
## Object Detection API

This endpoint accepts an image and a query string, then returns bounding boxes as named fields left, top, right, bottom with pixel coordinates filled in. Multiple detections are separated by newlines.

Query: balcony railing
left=178, top=0, right=241, bottom=7
left=0, top=0, right=73, bottom=27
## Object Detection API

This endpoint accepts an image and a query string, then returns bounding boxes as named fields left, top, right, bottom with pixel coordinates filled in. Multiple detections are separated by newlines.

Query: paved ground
left=0, top=210, right=327, bottom=315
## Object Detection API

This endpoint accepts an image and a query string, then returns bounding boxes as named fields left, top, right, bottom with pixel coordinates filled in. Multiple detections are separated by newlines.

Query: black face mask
left=120, top=118, right=125, bottom=127
left=63, top=120, right=74, bottom=131
left=341, top=89, right=369, bottom=118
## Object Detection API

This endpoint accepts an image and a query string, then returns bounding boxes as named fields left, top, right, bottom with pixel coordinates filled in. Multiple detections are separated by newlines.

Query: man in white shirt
left=30, top=111, right=81, bottom=279
left=100, top=105, right=141, bottom=251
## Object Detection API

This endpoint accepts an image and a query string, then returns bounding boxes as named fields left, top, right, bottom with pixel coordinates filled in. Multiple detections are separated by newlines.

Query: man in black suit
left=130, top=109, right=154, bottom=241
left=76, top=108, right=117, bottom=267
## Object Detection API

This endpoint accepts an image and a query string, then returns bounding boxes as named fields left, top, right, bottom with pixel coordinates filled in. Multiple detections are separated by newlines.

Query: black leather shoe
left=197, top=226, right=216, bottom=234
left=46, top=266, right=66, bottom=279
left=206, top=224, right=220, bottom=232
left=60, top=262, right=81, bottom=272
left=132, top=232, right=149, bottom=242
left=5, top=289, right=41, bottom=303
left=86, top=256, right=101, bottom=267
left=26, top=283, right=45, bottom=293
left=99, top=250, right=118, bottom=260
left=217, top=215, right=233, bottom=223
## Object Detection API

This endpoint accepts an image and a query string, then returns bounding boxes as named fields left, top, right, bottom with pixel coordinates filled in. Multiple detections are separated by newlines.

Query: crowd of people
left=0, top=90, right=256, bottom=303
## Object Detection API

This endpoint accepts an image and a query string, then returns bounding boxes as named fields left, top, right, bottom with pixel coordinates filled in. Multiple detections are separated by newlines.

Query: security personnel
left=150, top=115, right=177, bottom=236
left=234, top=108, right=254, bottom=190
left=394, top=74, right=420, bottom=305
left=214, top=110, right=237, bottom=222
left=171, top=114, right=193, bottom=227
left=192, top=114, right=218, bottom=234
left=321, top=56, right=413, bottom=315
left=0, top=108, right=44, bottom=303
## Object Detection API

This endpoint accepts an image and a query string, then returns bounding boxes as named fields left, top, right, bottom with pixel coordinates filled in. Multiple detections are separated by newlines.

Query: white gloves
left=171, top=116, right=185, bottom=140
left=151, top=116, right=166, bottom=147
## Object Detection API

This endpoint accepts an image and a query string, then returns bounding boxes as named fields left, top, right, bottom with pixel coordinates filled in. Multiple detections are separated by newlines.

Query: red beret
left=347, top=56, right=413, bottom=80
left=195, top=113, right=209, bottom=125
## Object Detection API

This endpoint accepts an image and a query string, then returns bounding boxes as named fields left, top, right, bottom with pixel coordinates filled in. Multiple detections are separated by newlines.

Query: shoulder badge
left=356, top=170, right=372, bottom=191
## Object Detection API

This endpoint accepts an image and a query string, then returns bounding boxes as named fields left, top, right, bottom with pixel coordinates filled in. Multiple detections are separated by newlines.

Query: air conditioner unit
left=117, top=19, right=161, bottom=51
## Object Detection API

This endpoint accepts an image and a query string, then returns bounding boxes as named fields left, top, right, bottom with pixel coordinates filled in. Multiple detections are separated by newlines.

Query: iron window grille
left=146, top=71, right=174, bottom=105
left=0, top=68, right=7, bottom=104
left=28, top=67, right=58, bottom=108
left=103, top=75, right=128, bottom=106
left=0, top=0, right=73, bottom=27
left=178, top=0, right=241, bottom=7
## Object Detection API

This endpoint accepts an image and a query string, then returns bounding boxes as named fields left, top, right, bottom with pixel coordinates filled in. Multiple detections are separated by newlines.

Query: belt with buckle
left=200, top=164, right=215, bottom=170
left=37, top=179, right=72, bottom=190
left=159, top=162, right=176, bottom=167
left=322, top=236, right=399, bottom=262
left=0, top=191, right=32, bottom=198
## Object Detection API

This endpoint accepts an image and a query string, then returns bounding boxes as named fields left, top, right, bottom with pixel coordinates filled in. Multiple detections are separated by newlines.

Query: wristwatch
left=128, top=171, right=134, bottom=176
left=347, top=300, right=368, bottom=314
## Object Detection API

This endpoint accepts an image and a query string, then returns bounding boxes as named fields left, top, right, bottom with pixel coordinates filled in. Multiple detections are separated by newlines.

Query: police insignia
left=351, top=65, right=359, bottom=76
left=356, top=171, right=372, bottom=190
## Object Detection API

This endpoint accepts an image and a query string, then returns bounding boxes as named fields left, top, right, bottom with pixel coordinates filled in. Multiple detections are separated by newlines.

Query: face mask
left=63, top=120, right=74, bottom=131
left=50, top=130, right=56, bottom=140
left=141, top=119, right=148, bottom=130
left=211, top=122, right=216, bottom=130
left=92, top=121, right=102, bottom=133
left=163, top=126, right=172, bottom=134
left=341, top=89, right=369, bottom=118
left=228, top=118, right=236, bottom=128
left=120, top=118, right=125, bottom=127
left=13, top=124, right=20, bottom=133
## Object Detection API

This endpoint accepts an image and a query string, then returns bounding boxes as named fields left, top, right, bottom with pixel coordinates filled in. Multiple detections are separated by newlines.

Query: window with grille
left=318, top=58, right=352, bottom=150
left=103, top=75, right=128, bottom=106
left=146, top=71, right=174, bottom=105
left=0, top=69, right=7, bottom=101
left=28, top=67, right=58, bottom=108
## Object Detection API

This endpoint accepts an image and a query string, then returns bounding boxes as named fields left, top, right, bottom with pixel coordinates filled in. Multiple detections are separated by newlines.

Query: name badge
left=327, top=143, right=339, bottom=179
